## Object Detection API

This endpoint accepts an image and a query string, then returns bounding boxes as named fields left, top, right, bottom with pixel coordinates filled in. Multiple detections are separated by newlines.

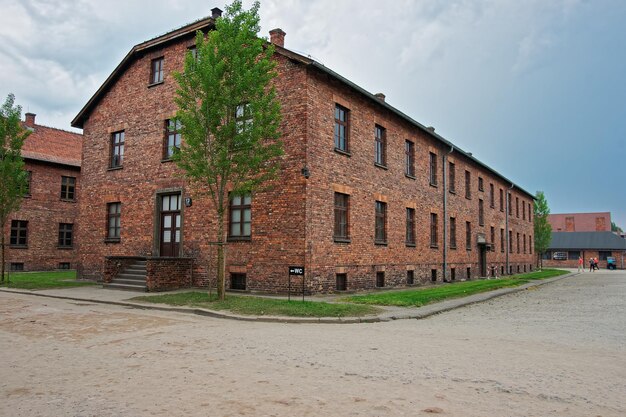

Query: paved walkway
left=0, top=270, right=577, bottom=323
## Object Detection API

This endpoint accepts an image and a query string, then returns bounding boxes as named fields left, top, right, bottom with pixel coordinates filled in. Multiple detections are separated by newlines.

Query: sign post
left=288, top=266, right=305, bottom=302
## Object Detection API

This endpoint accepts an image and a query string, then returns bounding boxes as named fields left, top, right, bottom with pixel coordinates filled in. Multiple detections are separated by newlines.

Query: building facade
left=72, top=10, right=535, bottom=292
left=548, top=212, right=612, bottom=232
left=3, top=113, right=82, bottom=272
left=543, top=231, right=626, bottom=269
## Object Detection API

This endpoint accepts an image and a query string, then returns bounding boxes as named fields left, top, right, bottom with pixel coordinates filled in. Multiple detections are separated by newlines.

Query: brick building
left=548, top=212, right=611, bottom=232
left=3, top=113, right=82, bottom=272
left=71, top=10, right=535, bottom=292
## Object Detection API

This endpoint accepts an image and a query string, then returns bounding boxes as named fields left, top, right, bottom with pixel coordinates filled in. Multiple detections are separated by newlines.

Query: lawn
left=343, top=269, right=569, bottom=307
left=0, top=270, right=97, bottom=290
left=132, top=292, right=380, bottom=318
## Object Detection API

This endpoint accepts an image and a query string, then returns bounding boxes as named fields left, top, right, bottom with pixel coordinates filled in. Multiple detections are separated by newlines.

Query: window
left=528, top=205, right=532, bottom=223
left=376, top=271, right=385, bottom=287
left=448, top=162, right=456, bottom=193
left=449, top=217, right=457, bottom=249
left=509, top=230, right=513, bottom=252
left=58, top=262, right=71, bottom=270
left=489, top=184, right=494, bottom=208
left=407, top=270, right=414, bottom=285
left=110, top=131, right=124, bottom=168
left=24, top=171, right=32, bottom=196
left=478, top=199, right=484, bottom=226
left=490, top=227, right=495, bottom=246
left=406, top=208, right=416, bottom=245
left=10, top=263, right=24, bottom=271
left=466, top=221, right=472, bottom=250
left=230, top=273, right=246, bottom=290
left=431, top=269, right=437, bottom=282
left=466, top=267, right=471, bottom=280
left=465, top=170, right=471, bottom=199
left=516, top=197, right=519, bottom=217
left=334, top=193, right=350, bottom=241
left=374, top=125, right=386, bottom=166
left=450, top=268, right=456, bottom=281
left=523, top=234, right=527, bottom=253
left=164, top=119, right=182, bottom=159
left=522, top=200, right=526, bottom=220
left=235, top=103, right=252, bottom=134
left=150, top=57, right=164, bottom=84
left=60, top=176, right=76, bottom=200
left=508, top=193, right=512, bottom=215
left=375, top=201, right=387, bottom=243
left=405, top=140, right=415, bottom=177
left=229, top=194, right=252, bottom=239
left=478, top=177, right=484, bottom=191
left=334, top=104, right=349, bottom=152
left=58, top=223, right=74, bottom=248
left=429, top=152, right=438, bottom=186
left=430, top=213, right=438, bottom=247
left=106, top=203, right=121, bottom=240
left=599, top=251, right=612, bottom=261
left=500, top=228, right=505, bottom=252
left=336, top=273, right=347, bottom=291
left=499, top=188, right=504, bottom=211
left=529, top=235, right=532, bottom=254
left=10, top=220, right=28, bottom=247
left=517, top=232, right=520, bottom=253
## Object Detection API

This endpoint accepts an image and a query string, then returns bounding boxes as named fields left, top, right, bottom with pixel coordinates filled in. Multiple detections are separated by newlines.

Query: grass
left=0, top=270, right=97, bottom=290
left=131, top=292, right=380, bottom=318
left=343, top=269, right=569, bottom=307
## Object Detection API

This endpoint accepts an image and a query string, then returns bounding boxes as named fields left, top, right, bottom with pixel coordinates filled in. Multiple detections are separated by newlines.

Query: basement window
left=230, top=273, right=246, bottom=290
left=336, top=273, right=347, bottom=291
left=10, top=263, right=24, bottom=271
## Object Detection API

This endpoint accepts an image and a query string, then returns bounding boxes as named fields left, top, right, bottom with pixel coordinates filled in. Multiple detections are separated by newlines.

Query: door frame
left=153, top=188, right=184, bottom=257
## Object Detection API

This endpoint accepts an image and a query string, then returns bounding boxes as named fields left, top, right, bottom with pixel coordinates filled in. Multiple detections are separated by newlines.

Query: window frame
left=150, top=56, right=164, bottom=85
left=465, top=170, right=471, bottom=199
left=110, top=131, right=125, bottom=168
left=489, top=183, right=495, bottom=208
left=58, top=223, right=74, bottom=248
left=429, top=152, right=438, bottom=186
left=106, top=202, right=121, bottom=242
left=430, top=213, right=438, bottom=248
left=228, top=193, right=252, bottom=240
left=60, top=176, right=76, bottom=201
left=478, top=199, right=484, bottom=226
left=405, top=140, right=415, bottom=177
left=449, top=216, right=457, bottom=249
left=406, top=207, right=416, bottom=246
left=334, top=104, right=350, bottom=153
left=163, top=119, right=182, bottom=160
left=375, top=201, right=387, bottom=244
left=466, top=221, right=472, bottom=250
left=24, top=170, right=32, bottom=196
left=448, top=161, right=456, bottom=193
left=334, top=192, right=350, bottom=242
left=10, top=220, right=28, bottom=247
left=478, top=177, right=484, bottom=192
left=374, top=124, right=386, bottom=167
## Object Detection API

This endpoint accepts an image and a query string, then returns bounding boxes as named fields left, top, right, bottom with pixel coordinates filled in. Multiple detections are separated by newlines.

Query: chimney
left=426, top=126, right=435, bottom=133
left=211, top=7, right=222, bottom=18
left=25, top=113, right=36, bottom=127
left=374, top=93, right=386, bottom=102
left=269, top=28, right=286, bottom=47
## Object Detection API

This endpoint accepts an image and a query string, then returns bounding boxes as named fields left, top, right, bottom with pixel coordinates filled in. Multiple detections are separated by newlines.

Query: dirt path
left=1, top=271, right=624, bottom=416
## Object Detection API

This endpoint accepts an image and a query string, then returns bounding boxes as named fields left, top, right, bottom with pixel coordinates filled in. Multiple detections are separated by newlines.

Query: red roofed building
left=3, top=113, right=82, bottom=272
left=548, top=212, right=611, bottom=232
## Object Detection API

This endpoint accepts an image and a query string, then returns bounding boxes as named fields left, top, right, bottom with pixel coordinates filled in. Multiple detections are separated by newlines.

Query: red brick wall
left=77, top=32, right=535, bottom=293
left=543, top=250, right=624, bottom=269
left=4, top=159, right=80, bottom=271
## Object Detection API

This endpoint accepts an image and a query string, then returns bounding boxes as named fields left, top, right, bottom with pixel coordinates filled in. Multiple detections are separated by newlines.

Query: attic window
left=150, top=57, right=164, bottom=84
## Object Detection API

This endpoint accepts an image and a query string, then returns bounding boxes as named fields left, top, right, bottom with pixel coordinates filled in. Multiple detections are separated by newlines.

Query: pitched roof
left=22, top=123, right=83, bottom=167
left=71, top=13, right=534, bottom=199
left=549, top=231, right=626, bottom=250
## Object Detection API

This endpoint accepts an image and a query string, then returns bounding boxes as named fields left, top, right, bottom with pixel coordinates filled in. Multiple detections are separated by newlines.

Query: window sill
left=9, top=245, right=28, bottom=249
left=466, top=247, right=472, bottom=251
left=148, top=81, right=164, bottom=88
left=465, top=196, right=472, bottom=200
left=60, top=199, right=76, bottom=203
left=449, top=189, right=456, bottom=194
left=228, top=237, right=251, bottom=242
left=430, top=245, right=439, bottom=249
left=161, top=158, right=174, bottom=163
left=405, top=242, right=416, bottom=247
left=333, top=237, right=351, bottom=244
left=430, top=182, right=438, bottom=188
left=23, top=194, right=32, bottom=198
left=104, top=238, right=121, bottom=244
left=405, top=174, right=416, bottom=180
left=107, top=166, right=123, bottom=172
left=374, top=163, right=388, bottom=170
left=334, top=148, right=351, bottom=157
left=450, top=246, right=457, bottom=250
left=375, top=240, right=388, bottom=246
left=57, top=246, right=74, bottom=250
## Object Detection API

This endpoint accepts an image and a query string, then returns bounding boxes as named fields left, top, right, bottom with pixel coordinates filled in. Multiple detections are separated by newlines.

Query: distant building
left=548, top=212, right=611, bottom=232
left=3, top=113, right=82, bottom=271
left=543, top=231, right=626, bottom=269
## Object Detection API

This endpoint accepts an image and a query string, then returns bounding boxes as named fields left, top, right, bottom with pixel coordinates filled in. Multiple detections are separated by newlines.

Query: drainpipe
left=442, top=145, right=454, bottom=282
left=506, top=183, right=514, bottom=274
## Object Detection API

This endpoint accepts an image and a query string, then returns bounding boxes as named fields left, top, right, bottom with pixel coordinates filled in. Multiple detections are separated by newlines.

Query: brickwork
left=543, top=250, right=625, bottom=270
left=74, top=17, right=535, bottom=293
left=145, top=257, right=194, bottom=291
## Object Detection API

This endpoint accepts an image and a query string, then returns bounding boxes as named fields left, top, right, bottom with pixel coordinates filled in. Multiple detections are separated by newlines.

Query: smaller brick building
left=3, top=113, right=82, bottom=272
left=548, top=212, right=611, bottom=232
left=542, top=231, right=626, bottom=269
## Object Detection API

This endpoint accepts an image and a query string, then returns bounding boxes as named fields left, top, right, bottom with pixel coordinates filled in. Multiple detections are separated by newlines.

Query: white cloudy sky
left=1, top=0, right=625, bottom=227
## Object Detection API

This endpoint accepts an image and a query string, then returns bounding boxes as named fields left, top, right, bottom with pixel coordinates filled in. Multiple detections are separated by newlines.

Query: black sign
left=184, top=197, right=192, bottom=207
left=289, top=266, right=305, bottom=275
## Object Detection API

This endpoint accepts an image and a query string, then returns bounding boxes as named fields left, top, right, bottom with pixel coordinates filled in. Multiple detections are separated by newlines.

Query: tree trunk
left=1, top=229, right=5, bottom=284
left=216, top=209, right=226, bottom=301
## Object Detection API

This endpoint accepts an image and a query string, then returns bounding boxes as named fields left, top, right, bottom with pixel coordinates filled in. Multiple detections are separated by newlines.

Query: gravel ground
left=1, top=270, right=624, bottom=417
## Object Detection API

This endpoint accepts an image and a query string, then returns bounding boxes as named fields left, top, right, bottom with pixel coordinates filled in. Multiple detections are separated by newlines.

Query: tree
left=0, top=94, right=30, bottom=283
left=533, top=191, right=552, bottom=269
left=611, top=221, right=623, bottom=233
left=172, top=0, right=283, bottom=300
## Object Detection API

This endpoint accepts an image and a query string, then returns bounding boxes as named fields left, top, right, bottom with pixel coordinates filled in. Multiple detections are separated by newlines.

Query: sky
left=1, top=0, right=625, bottom=228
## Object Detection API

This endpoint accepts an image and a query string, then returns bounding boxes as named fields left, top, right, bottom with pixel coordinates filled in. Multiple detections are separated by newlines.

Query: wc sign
left=289, top=266, right=305, bottom=276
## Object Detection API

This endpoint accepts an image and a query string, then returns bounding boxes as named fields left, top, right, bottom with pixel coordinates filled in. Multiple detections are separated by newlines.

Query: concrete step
left=117, top=273, right=146, bottom=280
left=111, top=278, right=147, bottom=286
left=103, top=283, right=148, bottom=292
left=124, top=268, right=147, bottom=275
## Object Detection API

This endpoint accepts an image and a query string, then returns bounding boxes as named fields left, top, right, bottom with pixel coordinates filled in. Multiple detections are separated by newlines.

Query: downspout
left=506, top=183, right=514, bottom=274
left=442, top=145, right=454, bottom=282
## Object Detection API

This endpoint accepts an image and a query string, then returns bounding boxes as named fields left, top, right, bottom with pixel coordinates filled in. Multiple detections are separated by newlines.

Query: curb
left=0, top=272, right=576, bottom=324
